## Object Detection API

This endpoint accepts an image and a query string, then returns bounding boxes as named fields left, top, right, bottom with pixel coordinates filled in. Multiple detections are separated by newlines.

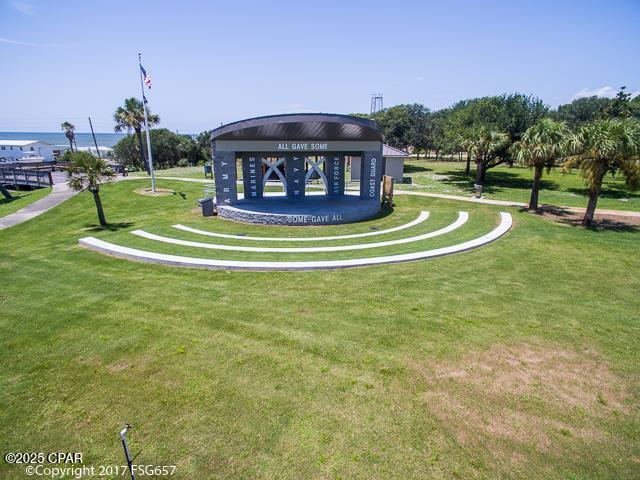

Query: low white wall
left=384, top=157, right=405, bottom=182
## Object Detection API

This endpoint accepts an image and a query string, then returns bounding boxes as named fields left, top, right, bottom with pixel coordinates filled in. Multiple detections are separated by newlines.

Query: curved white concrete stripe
left=133, top=212, right=468, bottom=253
left=78, top=212, right=512, bottom=271
left=173, top=211, right=430, bottom=241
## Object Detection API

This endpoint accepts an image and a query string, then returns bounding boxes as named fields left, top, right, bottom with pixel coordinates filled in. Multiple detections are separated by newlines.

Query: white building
left=56, top=145, right=114, bottom=158
left=0, top=140, right=55, bottom=163
left=76, top=146, right=114, bottom=157
left=349, top=144, right=409, bottom=183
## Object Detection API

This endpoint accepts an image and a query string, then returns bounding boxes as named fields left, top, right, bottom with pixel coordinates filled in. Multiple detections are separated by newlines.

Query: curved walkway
left=79, top=212, right=511, bottom=271
left=147, top=178, right=640, bottom=217
left=174, top=211, right=430, bottom=241
left=0, top=182, right=78, bottom=230
left=394, top=190, right=640, bottom=218
left=132, top=212, right=467, bottom=253
left=3, top=173, right=636, bottom=232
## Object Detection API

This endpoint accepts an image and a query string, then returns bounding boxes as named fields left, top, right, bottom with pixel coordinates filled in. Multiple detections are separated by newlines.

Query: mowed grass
left=0, top=179, right=639, bottom=479
left=135, top=159, right=640, bottom=212
left=403, top=160, right=640, bottom=211
left=89, top=185, right=498, bottom=262
left=0, top=187, right=51, bottom=218
left=131, top=165, right=207, bottom=179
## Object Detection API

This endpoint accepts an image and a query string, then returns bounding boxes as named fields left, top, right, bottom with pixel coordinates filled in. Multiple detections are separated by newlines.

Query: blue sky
left=1, top=0, right=638, bottom=133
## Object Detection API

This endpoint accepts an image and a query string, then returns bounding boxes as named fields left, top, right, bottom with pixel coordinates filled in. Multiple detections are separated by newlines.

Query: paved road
left=51, top=170, right=70, bottom=184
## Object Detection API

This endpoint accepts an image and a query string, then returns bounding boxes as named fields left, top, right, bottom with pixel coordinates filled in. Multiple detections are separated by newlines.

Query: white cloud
left=10, top=1, right=34, bottom=15
left=416, top=76, right=424, bottom=81
left=572, top=86, right=618, bottom=100
left=0, top=37, right=78, bottom=48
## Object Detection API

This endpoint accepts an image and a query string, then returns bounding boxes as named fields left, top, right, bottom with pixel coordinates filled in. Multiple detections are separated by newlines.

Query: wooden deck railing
left=0, top=168, right=53, bottom=188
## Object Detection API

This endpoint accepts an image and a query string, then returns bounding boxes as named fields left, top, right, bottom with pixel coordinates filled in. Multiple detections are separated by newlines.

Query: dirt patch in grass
left=134, top=187, right=175, bottom=197
left=106, top=361, right=130, bottom=372
left=531, top=206, right=640, bottom=231
left=410, top=341, right=633, bottom=465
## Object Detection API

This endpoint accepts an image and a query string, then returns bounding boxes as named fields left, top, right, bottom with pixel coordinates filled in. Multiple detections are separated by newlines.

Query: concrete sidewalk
left=394, top=190, right=640, bottom=218
left=0, top=182, right=79, bottom=230
left=2, top=176, right=637, bottom=231
left=133, top=178, right=640, bottom=217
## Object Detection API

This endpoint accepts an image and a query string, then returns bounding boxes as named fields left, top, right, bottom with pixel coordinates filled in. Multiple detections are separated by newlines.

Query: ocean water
left=0, top=132, right=126, bottom=148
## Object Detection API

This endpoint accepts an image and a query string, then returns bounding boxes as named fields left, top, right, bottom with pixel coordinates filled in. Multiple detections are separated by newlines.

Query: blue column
left=242, top=154, right=263, bottom=200
left=213, top=151, right=237, bottom=205
left=285, top=154, right=305, bottom=199
left=326, top=154, right=345, bottom=196
left=359, top=150, right=383, bottom=200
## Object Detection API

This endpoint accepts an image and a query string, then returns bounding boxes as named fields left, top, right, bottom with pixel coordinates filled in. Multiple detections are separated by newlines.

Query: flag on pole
left=140, top=64, right=152, bottom=89
left=137, top=53, right=156, bottom=192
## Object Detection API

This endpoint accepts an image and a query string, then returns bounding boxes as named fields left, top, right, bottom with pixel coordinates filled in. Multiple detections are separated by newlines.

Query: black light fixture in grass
left=120, top=424, right=136, bottom=480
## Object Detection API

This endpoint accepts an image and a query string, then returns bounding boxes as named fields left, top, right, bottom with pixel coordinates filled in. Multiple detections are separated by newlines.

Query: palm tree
left=113, top=97, right=160, bottom=173
left=66, top=151, right=116, bottom=226
left=455, top=133, right=473, bottom=175
left=462, top=128, right=510, bottom=185
left=196, top=130, right=213, bottom=160
left=564, top=118, right=640, bottom=226
left=61, top=122, right=76, bottom=152
left=0, top=185, right=12, bottom=199
left=513, top=118, right=570, bottom=210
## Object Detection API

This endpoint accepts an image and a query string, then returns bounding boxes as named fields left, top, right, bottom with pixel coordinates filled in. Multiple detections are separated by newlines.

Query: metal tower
left=370, top=93, right=383, bottom=114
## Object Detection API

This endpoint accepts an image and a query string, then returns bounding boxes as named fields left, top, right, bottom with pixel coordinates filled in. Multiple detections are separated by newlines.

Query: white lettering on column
left=369, top=157, right=377, bottom=197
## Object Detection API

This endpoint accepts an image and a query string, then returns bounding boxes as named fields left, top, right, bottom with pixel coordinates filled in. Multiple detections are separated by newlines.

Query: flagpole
left=138, top=52, right=156, bottom=193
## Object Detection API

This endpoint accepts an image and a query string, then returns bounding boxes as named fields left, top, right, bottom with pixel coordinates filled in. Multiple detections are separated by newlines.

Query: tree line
left=110, top=97, right=212, bottom=172
left=357, top=87, right=640, bottom=226
left=101, top=89, right=639, bottom=227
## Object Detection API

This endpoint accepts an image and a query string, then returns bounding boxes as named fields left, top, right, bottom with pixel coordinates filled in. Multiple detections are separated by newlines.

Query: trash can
left=199, top=197, right=215, bottom=217
left=474, top=184, right=483, bottom=198
left=203, top=165, right=213, bottom=177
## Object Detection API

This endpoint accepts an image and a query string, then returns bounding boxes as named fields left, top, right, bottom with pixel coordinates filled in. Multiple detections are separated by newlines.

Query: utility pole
left=88, top=117, right=101, bottom=159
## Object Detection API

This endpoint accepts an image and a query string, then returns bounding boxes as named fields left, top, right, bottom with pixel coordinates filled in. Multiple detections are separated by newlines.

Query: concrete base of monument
left=217, top=195, right=382, bottom=226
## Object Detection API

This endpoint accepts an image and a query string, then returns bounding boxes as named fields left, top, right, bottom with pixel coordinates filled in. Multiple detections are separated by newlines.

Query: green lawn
left=0, top=179, right=638, bottom=479
left=0, top=187, right=51, bottom=218
left=403, top=159, right=640, bottom=211
left=133, top=160, right=640, bottom=212
left=131, top=165, right=208, bottom=179
left=88, top=185, right=497, bottom=262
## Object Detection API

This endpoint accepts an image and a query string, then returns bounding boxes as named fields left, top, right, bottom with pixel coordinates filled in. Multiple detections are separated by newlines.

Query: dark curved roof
left=211, top=113, right=383, bottom=141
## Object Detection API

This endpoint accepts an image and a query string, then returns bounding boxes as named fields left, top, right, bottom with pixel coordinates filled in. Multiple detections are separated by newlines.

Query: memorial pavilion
left=210, top=113, right=391, bottom=226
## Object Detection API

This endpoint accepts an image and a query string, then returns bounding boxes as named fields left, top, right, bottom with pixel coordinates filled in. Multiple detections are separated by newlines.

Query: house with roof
left=350, top=144, right=409, bottom=183
left=0, top=140, right=54, bottom=163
